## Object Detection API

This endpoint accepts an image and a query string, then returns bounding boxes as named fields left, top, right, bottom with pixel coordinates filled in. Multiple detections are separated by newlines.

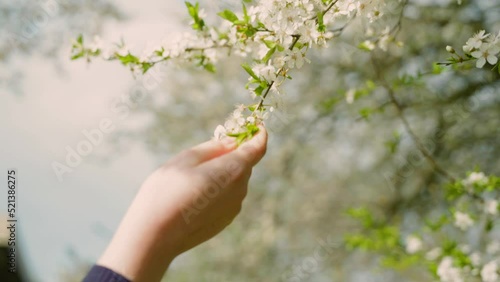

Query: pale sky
left=0, top=0, right=188, bottom=280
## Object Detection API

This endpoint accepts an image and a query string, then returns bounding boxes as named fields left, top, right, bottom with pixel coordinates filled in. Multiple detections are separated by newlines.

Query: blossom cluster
left=71, top=0, right=394, bottom=143
left=346, top=171, right=500, bottom=282
left=463, top=31, right=500, bottom=69
left=446, top=30, right=500, bottom=69
left=407, top=172, right=500, bottom=282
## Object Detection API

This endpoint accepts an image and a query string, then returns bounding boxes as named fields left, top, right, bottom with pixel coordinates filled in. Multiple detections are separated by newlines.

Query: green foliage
left=203, top=63, right=216, bottom=73
left=425, top=215, right=449, bottom=231
left=253, top=85, right=265, bottom=96
left=261, top=46, right=276, bottom=63
left=346, top=170, right=500, bottom=279
left=141, top=62, right=153, bottom=74
left=218, top=9, right=239, bottom=23
left=317, top=11, right=326, bottom=32
left=118, top=53, right=139, bottom=65
left=76, top=34, right=83, bottom=45
left=392, top=73, right=424, bottom=89
left=227, top=123, right=260, bottom=145
left=445, top=173, right=500, bottom=200
left=384, top=131, right=401, bottom=154
left=346, top=207, right=376, bottom=228
left=242, top=4, right=250, bottom=23
left=432, top=62, right=446, bottom=74
left=317, top=96, right=341, bottom=114
left=185, top=2, right=205, bottom=31
left=358, top=107, right=374, bottom=120
left=381, top=254, right=421, bottom=270
left=70, top=35, right=101, bottom=61
left=70, top=35, right=85, bottom=60
left=358, top=41, right=374, bottom=52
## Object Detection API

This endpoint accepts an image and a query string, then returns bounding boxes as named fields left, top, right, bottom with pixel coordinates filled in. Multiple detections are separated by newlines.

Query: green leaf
left=263, top=40, right=276, bottom=49
left=185, top=2, right=196, bottom=17
left=486, top=219, right=494, bottom=232
left=246, top=123, right=260, bottom=135
left=244, top=26, right=257, bottom=37
left=358, top=41, right=374, bottom=52
left=262, top=46, right=276, bottom=63
left=359, top=108, right=373, bottom=120
left=141, top=63, right=153, bottom=74
left=425, top=215, right=448, bottom=231
left=242, top=4, right=250, bottom=23
left=226, top=124, right=260, bottom=146
left=428, top=262, right=439, bottom=278
left=365, top=80, right=376, bottom=90
left=242, top=63, right=259, bottom=80
left=236, top=134, right=247, bottom=145
left=218, top=9, right=239, bottom=23
left=317, top=11, right=326, bottom=32
left=70, top=51, right=84, bottom=60
left=317, top=96, right=340, bottom=114
left=254, top=85, right=265, bottom=96
left=192, top=21, right=205, bottom=31
left=203, top=63, right=216, bottom=73
left=384, top=131, right=401, bottom=154
left=118, top=54, right=139, bottom=65
left=185, top=2, right=205, bottom=31
left=76, top=34, right=83, bottom=45
left=346, top=207, right=375, bottom=228
left=432, top=62, right=445, bottom=74
left=247, top=104, right=257, bottom=111
left=227, top=132, right=243, bottom=138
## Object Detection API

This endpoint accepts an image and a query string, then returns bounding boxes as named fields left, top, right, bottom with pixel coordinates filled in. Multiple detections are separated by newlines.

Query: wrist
left=98, top=201, right=179, bottom=281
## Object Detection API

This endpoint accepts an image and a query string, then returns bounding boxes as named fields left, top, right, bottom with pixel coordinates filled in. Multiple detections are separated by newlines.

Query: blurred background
left=1, top=0, right=499, bottom=281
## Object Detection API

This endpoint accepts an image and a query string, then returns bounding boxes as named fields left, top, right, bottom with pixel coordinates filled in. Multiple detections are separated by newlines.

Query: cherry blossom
left=471, top=44, right=500, bottom=68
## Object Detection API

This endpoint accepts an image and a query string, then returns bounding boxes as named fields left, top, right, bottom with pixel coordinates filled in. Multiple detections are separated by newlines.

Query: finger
left=230, top=125, right=268, bottom=167
left=169, top=139, right=237, bottom=168
left=198, top=126, right=268, bottom=176
left=239, top=125, right=268, bottom=166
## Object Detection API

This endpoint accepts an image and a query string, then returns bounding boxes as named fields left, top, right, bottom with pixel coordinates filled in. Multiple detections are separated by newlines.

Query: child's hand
left=97, top=126, right=268, bottom=282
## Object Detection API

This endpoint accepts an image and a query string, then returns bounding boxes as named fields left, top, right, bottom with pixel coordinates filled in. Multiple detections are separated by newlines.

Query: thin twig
left=387, top=87, right=456, bottom=182
left=254, top=1, right=340, bottom=113
left=370, top=57, right=456, bottom=182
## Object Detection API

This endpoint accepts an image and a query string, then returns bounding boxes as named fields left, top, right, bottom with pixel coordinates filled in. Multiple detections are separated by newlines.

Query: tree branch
left=371, top=57, right=456, bottom=182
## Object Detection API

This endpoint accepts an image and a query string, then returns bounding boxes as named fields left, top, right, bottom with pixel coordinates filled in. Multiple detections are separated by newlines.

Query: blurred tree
left=0, top=0, right=124, bottom=93
left=73, top=0, right=500, bottom=281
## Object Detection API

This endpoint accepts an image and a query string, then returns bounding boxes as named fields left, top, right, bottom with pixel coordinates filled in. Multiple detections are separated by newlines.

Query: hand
left=97, top=126, right=268, bottom=282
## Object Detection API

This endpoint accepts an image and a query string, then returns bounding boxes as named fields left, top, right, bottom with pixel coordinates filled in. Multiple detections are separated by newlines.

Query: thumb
left=232, top=125, right=268, bottom=167
left=196, top=126, right=268, bottom=173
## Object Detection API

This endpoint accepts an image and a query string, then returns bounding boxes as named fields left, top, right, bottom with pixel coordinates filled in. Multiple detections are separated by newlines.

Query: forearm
left=97, top=194, right=179, bottom=282
left=88, top=128, right=267, bottom=281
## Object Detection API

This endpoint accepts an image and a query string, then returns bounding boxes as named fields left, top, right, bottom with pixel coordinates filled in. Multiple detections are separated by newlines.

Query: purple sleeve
left=82, top=265, right=131, bottom=282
